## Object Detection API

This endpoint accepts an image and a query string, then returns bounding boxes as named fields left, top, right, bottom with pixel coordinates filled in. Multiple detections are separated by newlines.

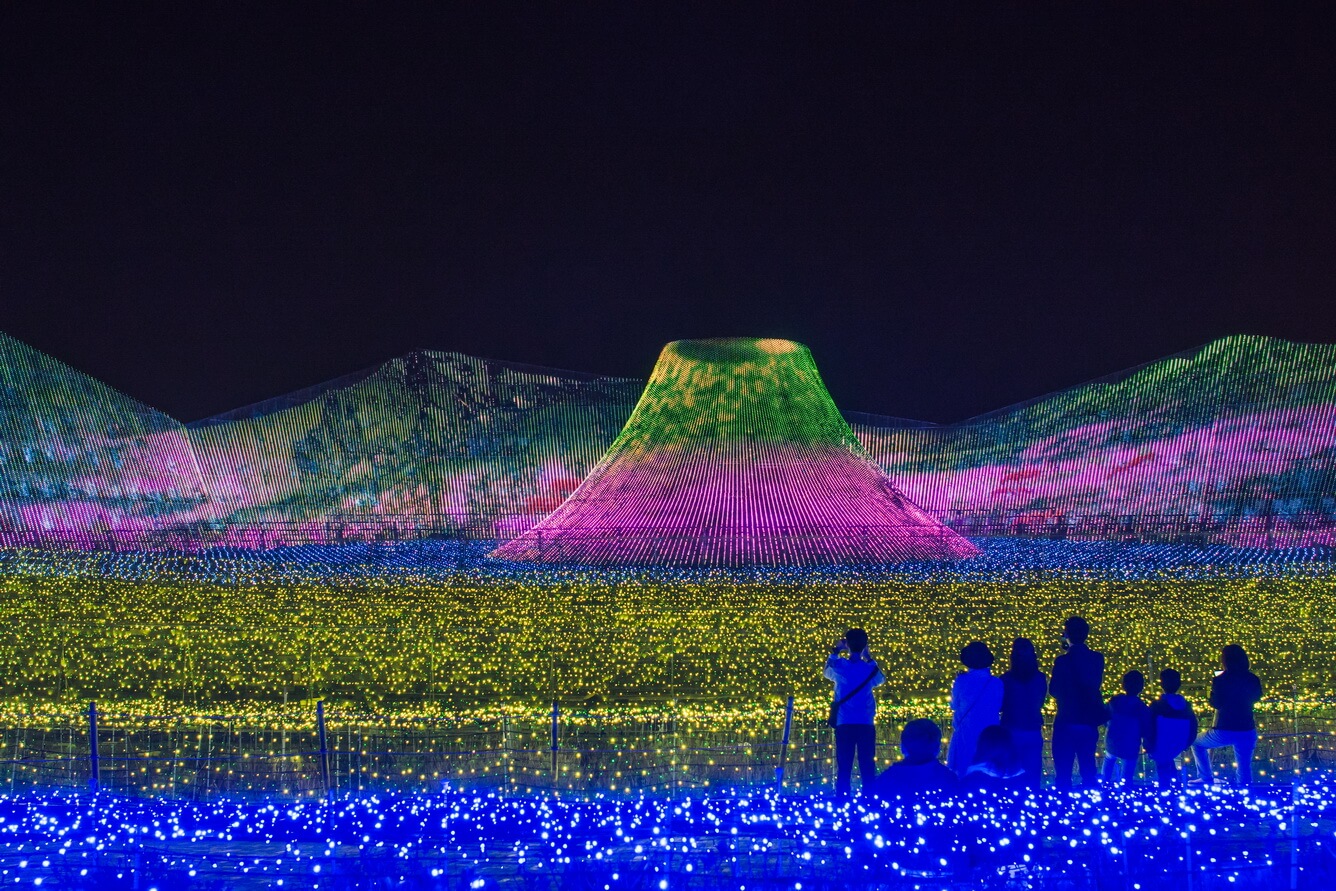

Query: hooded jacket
left=1104, top=693, right=1150, bottom=759
left=1145, top=693, right=1198, bottom=761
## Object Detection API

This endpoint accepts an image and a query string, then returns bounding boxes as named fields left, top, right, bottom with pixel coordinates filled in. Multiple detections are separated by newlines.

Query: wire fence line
left=2, top=507, right=1334, bottom=552
left=1, top=697, right=1334, bottom=800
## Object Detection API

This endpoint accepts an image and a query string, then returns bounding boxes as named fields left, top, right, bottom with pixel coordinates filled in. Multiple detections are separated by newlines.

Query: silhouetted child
left=1102, top=670, right=1151, bottom=785
left=877, top=719, right=959, bottom=798
left=961, top=724, right=1026, bottom=792
left=1146, top=668, right=1198, bottom=786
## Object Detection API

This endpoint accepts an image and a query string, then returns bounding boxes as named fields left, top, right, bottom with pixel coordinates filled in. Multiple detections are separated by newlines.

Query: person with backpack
left=1050, top=616, right=1105, bottom=789
left=947, top=641, right=1004, bottom=775
left=1193, top=644, right=1263, bottom=786
left=825, top=628, right=885, bottom=796
left=1146, top=668, right=1198, bottom=785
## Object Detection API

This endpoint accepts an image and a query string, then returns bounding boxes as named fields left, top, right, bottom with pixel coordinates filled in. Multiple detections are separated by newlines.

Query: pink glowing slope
left=492, top=338, right=978, bottom=566
left=493, top=442, right=978, bottom=565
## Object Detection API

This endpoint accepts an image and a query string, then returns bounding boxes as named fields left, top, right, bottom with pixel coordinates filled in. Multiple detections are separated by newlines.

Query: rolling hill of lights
left=3, top=331, right=1336, bottom=550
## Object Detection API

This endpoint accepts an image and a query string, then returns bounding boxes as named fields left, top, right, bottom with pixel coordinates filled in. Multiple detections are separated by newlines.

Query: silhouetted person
left=877, top=718, right=958, bottom=798
left=948, top=641, right=1003, bottom=775
left=1102, top=670, right=1150, bottom=786
left=1193, top=644, right=1263, bottom=786
left=1000, top=637, right=1048, bottom=786
left=825, top=628, right=885, bottom=797
left=1146, top=668, right=1198, bottom=786
left=961, top=724, right=1026, bottom=792
left=1050, top=616, right=1105, bottom=789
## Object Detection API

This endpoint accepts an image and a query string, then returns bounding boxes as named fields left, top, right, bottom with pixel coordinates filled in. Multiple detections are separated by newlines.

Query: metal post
left=316, top=701, right=331, bottom=797
left=1290, top=779, right=1300, bottom=891
left=550, top=701, right=559, bottom=787
left=1186, top=827, right=1194, bottom=891
left=775, top=695, right=795, bottom=790
left=1293, top=684, right=1300, bottom=777
left=87, top=701, right=100, bottom=793
left=502, top=714, right=511, bottom=793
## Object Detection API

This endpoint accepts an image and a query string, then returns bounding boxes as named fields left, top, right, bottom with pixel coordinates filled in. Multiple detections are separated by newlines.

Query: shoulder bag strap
left=833, top=664, right=880, bottom=713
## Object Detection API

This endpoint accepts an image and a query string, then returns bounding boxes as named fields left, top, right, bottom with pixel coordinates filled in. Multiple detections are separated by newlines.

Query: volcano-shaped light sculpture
left=491, top=338, right=979, bottom=566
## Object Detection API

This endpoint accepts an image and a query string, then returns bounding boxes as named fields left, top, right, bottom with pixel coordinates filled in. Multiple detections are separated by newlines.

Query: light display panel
left=0, top=335, right=639, bottom=547
left=0, top=333, right=209, bottom=541
left=493, top=338, right=977, bottom=565
left=187, top=351, right=639, bottom=543
left=2, top=331, right=1336, bottom=550
left=857, top=335, right=1336, bottom=547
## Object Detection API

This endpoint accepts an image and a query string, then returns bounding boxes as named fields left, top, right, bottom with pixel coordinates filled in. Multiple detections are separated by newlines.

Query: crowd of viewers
left=824, top=616, right=1265, bottom=797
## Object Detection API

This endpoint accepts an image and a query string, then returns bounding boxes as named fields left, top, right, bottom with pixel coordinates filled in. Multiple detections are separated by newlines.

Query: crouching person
left=961, top=725, right=1026, bottom=792
left=877, top=719, right=959, bottom=798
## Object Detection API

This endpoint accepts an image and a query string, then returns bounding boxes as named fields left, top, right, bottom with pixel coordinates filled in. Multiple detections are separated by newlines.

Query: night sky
left=3, top=4, right=1334, bottom=423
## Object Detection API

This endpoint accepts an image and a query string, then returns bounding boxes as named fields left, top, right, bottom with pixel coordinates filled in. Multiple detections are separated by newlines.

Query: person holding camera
left=825, top=628, right=885, bottom=797
left=1192, top=644, right=1263, bottom=786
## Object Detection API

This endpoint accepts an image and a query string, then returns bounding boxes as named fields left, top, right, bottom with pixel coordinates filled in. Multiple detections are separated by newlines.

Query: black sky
left=2, top=3, right=1334, bottom=423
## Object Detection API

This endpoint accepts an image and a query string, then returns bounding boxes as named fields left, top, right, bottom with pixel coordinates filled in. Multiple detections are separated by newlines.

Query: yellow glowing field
left=0, top=569, right=1329, bottom=725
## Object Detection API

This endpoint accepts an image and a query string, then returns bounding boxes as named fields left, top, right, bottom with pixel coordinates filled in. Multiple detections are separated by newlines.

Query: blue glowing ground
left=2, top=781, right=1334, bottom=889
left=3, top=537, right=1332, bottom=585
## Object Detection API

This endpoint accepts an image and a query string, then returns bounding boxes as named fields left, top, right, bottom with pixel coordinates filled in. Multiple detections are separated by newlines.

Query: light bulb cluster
left=0, top=539, right=1332, bottom=728
left=0, top=778, right=1330, bottom=887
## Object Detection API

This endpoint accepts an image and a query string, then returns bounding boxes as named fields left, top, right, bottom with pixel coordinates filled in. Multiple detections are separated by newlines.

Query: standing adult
left=1049, top=616, right=1105, bottom=789
left=947, top=641, right=1003, bottom=775
left=1193, top=644, right=1263, bottom=786
left=825, top=628, right=885, bottom=797
left=1000, top=637, right=1048, bottom=786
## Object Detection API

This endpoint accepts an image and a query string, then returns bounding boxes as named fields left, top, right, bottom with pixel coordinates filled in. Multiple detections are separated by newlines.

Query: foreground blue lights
left=1, top=780, right=1334, bottom=888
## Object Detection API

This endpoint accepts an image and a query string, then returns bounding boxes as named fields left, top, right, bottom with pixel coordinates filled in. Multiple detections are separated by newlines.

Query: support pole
left=1186, top=827, right=1194, bottom=891
left=1290, top=683, right=1301, bottom=890
left=87, top=701, right=100, bottom=793
left=550, top=701, right=560, bottom=787
left=316, top=700, right=331, bottom=797
left=1290, top=780, right=1300, bottom=891
left=775, top=695, right=795, bottom=790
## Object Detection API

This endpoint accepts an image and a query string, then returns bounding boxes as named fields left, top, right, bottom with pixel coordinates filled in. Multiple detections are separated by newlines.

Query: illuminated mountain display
left=186, top=352, right=640, bottom=545
left=857, top=335, right=1336, bottom=547
left=492, top=339, right=978, bottom=565
left=0, top=333, right=208, bottom=538
left=1, top=331, right=1334, bottom=551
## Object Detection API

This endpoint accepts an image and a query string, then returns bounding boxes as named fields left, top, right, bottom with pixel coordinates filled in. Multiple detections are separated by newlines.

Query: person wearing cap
left=1049, top=615, right=1105, bottom=789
